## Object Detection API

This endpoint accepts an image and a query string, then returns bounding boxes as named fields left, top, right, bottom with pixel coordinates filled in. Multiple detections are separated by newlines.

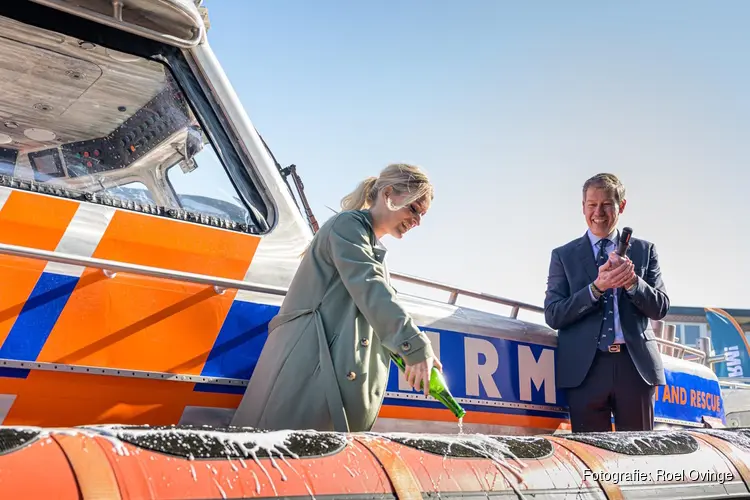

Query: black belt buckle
left=608, top=344, right=621, bottom=353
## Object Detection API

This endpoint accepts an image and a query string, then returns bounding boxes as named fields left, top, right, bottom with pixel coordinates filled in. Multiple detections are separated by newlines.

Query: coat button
left=401, top=342, right=411, bottom=352
left=347, top=372, right=356, bottom=381
left=361, top=338, right=370, bottom=347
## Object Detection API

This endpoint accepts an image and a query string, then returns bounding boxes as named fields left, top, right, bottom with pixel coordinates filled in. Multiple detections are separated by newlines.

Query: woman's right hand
left=404, top=355, right=443, bottom=396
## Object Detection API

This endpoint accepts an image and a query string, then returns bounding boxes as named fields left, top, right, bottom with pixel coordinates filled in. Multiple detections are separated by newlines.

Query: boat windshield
left=0, top=14, right=267, bottom=233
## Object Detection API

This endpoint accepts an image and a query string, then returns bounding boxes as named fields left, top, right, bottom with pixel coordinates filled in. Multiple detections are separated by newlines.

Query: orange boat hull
left=0, top=425, right=747, bottom=499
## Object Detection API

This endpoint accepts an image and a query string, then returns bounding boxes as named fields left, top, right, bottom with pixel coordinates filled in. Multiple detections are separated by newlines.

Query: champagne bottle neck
left=390, top=353, right=466, bottom=419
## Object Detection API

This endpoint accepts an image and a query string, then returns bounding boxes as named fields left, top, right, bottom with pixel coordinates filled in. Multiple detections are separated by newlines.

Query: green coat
left=229, top=209, right=435, bottom=432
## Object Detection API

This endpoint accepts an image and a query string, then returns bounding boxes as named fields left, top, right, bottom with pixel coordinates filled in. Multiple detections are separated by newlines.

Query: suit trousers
left=565, top=344, right=656, bottom=433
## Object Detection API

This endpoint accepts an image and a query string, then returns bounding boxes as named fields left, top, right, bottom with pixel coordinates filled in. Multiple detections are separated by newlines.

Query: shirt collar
left=587, top=228, right=619, bottom=247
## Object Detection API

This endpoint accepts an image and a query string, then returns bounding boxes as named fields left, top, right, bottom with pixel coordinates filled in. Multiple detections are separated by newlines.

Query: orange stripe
left=0, top=190, right=79, bottom=347
left=4, top=370, right=200, bottom=426
left=40, top=278, right=239, bottom=373
left=0, top=369, right=244, bottom=426
left=378, top=405, right=566, bottom=430
left=90, top=210, right=259, bottom=278
left=39, top=211, right=261, bottom=374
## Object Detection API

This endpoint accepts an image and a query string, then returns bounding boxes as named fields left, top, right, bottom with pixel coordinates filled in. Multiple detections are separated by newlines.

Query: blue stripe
left=197, top=301, right=279, bottom=384
left=193, top=383, right=246, bottom=395
left=0, top=272, right=79, bottom=361
left=0, top=367, right=29, bottom=379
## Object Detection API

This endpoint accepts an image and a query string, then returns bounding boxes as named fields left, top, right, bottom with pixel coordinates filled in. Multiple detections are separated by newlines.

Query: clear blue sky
left=202, top=0, right=749, bottom=321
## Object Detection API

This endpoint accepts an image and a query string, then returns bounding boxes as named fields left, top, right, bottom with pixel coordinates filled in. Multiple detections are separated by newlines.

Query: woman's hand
left=404, top=355, right=443, bottom=396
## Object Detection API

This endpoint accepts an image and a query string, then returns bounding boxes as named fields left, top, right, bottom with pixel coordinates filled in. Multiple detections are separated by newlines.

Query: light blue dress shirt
left=586, top=228, right=631, bottom=345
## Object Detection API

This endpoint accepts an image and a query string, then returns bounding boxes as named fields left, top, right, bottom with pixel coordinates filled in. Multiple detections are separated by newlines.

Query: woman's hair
left=340, top=163, right=433, bottom=212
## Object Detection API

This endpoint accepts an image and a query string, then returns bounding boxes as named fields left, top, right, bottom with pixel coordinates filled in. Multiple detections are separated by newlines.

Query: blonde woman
left=230, top=163, right=442, bottom=432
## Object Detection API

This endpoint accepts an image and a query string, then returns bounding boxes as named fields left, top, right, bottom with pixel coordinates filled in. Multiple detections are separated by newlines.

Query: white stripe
left=44, top=204, right=117, bottom=277
left=0, top=394, right=16, bottom=424
left=234, top=289, right=285, bottom=306
left=241, top=225, right=304, bottom=289
left=0, top=186, right=13, bottom=212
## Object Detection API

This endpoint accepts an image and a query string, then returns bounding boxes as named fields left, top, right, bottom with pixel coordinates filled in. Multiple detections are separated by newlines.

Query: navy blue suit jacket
left=544, top=232, right=669, bottom=389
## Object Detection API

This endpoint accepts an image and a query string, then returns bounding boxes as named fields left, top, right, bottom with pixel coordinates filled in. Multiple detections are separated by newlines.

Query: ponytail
left=340, top=176, right=378, bottom=211
left=300, top=164, right=431, bottom=259
left=340, top=164, right=433, bottom=213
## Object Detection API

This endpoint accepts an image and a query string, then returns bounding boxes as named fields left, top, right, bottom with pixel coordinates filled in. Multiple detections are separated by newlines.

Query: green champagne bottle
left=389, top=353, right=466, bottom=419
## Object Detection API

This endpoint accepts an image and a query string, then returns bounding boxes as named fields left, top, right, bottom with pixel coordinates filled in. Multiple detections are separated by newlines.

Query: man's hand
left=404, top=355, right=443, bottom=396
left=594, top=251, right=636, bottom=291
left=615, top=256, right=638, bottom=289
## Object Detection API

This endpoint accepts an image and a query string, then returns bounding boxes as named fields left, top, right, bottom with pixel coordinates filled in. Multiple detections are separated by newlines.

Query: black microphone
left=616, top=227, right=633, bottom=256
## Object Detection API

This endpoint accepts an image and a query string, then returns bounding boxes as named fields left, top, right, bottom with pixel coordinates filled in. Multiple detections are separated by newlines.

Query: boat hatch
left=28, top=0, right=205, bottom=48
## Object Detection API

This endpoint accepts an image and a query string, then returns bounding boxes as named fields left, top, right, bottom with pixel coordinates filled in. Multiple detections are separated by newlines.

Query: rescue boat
left=0, top=2, right=745, bottom=497
left=0, top=0, right=732, bottom=435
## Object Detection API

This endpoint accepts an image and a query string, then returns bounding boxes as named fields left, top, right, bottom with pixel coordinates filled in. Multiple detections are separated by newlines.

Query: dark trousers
left=566, top=345, right=656, bottom=433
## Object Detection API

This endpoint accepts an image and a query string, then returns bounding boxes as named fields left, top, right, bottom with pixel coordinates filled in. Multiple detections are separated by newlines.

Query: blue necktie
left=597, top=239, right=616, bottom=351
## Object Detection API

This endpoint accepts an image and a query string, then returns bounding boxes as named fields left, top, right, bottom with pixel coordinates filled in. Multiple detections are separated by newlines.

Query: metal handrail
left=0, top=242, right=287, bottom=297
left=30, top=0, right=205, bottom=48
left=389, top=271, right=544, bottom=319
left=719, top=379, right=750, bottom=390
left=707, top=354, right=727, bottom=366
left=654, top=338, right=707, bottom=361
left=0, top=241, right=722, bottom=363
left=0, top=241, right=545, bottom=321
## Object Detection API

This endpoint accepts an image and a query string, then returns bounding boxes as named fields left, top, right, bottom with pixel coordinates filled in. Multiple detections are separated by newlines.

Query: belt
left=601, top=343, right=626, bottom=353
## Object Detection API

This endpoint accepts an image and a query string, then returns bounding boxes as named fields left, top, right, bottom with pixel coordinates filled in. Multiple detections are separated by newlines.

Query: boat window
left=166, top=136, right=252, bottom=223
left=681, top=325, right=701, bottom=348
left=669, top=323, right=706, bottom=348
left=0, top=13, right=269, bottom=234
left=103, top=181, right=155, bottom=206
left=0, top=147, right=15, bottom=177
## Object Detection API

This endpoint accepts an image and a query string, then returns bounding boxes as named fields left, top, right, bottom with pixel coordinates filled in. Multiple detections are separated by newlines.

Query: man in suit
left=544, top=173, right=669, bottom=433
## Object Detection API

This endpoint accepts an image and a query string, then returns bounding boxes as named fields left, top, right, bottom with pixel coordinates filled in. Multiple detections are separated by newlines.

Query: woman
left=230, top=163, right=442, bottom=433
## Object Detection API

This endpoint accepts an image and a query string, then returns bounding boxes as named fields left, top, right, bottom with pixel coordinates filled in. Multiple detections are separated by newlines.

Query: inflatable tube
left=0, top=425, right=748, bottom=499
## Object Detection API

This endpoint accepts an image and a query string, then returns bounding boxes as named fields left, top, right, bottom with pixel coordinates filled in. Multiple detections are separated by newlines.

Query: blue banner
left=200, top=300, right=726, bottom=428
left=655, top=368, right=724, bottom=425
left=705, top=307, right=750, bottom=379
left=383, top=327, right=725, bottom=426
left=384, top=328, right=567, bottom=420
